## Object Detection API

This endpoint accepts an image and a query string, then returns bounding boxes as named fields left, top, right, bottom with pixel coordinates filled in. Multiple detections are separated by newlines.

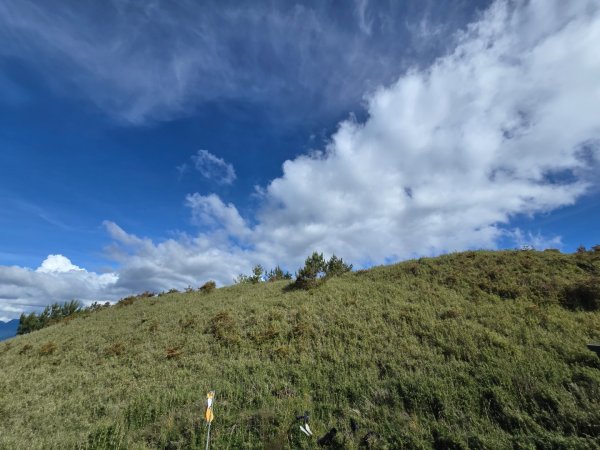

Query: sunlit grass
left=0, top=249, right=598, bottom=449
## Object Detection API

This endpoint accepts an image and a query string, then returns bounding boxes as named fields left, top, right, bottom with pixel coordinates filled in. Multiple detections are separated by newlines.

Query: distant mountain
left=0, top=319, right=19, bottom=341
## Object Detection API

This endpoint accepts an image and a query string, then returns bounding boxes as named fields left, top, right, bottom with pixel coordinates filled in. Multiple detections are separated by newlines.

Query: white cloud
left=245, top=0, right=599, bottom=264
left=98, top=0, right=600, bottom=295
left=185, top=194, right=250, bottom=239
left=507, top=229, right=562, bottom=251
left=354, top=0, right=373, bottom=35
left=0, top=255, right=123, bottom=320
left=1, top=0, right=599, bottom=319
left=102, top=221, right=257, bottom=292
left=36, top=254, right=84, bottom=273
left=253, top=2, right=592, bottom=257
left=190, top=150, right=236, bottom=185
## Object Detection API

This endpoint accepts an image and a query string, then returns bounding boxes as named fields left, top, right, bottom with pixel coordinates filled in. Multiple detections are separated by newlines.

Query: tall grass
left=0, top=249, right=598, bottom=449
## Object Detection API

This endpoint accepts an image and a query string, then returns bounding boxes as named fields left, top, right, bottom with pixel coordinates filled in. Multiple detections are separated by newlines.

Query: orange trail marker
left=204, top=391, right=215, bottom=450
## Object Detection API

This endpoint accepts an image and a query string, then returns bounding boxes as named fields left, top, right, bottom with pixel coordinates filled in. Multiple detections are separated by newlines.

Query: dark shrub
left=440, top=309, right=461, bottom=320
left=117, top=296, right=136, bottom=307
left=563, top=276, right=600, bottom=311
left=39, top=341, right=57, bottom=356
left=294, top=252, right=326, bottom=289
left=19, top=344, right=33, bottom=355
left=104, top=341, right=126, bottom=357
left=138, top=291, right=154, bottom=298
left=18, top=300, right=83, bottom=335
left=199, top=280, right=216, bottom=293
left=17, top=312, right=41, bottom=335
left=165, top=346, right=183, bottom=359
left=207, top=311, right=239, bottom=345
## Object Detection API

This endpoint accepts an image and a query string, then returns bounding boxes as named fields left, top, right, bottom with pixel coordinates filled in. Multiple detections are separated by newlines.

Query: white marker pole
left=204, top=391, right=215, bottom=450
left=205, top=421, right=212, bottom=450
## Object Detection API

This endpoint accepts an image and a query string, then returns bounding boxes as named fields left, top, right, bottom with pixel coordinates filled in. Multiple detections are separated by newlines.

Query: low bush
left=19, top=344, right=32, bottom=355
left=117, top=296, right=137, bottom=307
left=199, top=280, right=216, bottom=294
left=104, top=341, right=126, bottom=357
left=562, top=276, right=600, bottom=311
left=207, top=311, right=239, bottom=345
left=39, top=341, right=57, bottom=356
left=165, top=346, right=183, bottom=359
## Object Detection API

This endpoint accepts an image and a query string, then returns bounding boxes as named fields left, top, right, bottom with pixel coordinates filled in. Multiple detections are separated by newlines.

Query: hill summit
left=1, top=249, right=599, bottom=449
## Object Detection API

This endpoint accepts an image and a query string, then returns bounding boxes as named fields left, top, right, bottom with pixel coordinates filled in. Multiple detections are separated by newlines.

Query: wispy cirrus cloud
left=189, top=150, right=236, bottom=185
left=0, top=0, right=484, bottom=124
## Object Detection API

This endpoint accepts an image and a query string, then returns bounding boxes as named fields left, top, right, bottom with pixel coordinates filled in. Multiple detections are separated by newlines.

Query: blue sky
left=0, top=0, right=599, bottom=320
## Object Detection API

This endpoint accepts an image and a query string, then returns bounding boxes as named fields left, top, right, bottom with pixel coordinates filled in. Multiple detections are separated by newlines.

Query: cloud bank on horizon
left=1, top=0, right=599, bottom=320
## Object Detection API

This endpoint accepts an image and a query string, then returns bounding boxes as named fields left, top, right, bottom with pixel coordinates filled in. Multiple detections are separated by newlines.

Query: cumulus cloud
left=90, top=0, right=600, bottom=296
left=1, top=0, right=599, bottom=319
left=0, top=255, right=122, bottom=320
left=186, top=194, right=250, bottom=238
left=102, top=221, right=256, bottom=292
left=190, top=150, right=236, bottom=185
left=237, top=0, right=598, bottom=264
left=36, top=254, right=84, bottom=273
left=274, top=2, right=592, bottom=242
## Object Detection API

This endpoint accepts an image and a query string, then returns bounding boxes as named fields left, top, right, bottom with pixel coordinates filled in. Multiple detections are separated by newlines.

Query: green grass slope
left=1, top=250, right=599, bottom=449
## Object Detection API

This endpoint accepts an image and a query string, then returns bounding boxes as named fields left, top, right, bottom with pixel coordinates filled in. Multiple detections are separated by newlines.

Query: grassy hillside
left=0, top=249, right=599, bottom=449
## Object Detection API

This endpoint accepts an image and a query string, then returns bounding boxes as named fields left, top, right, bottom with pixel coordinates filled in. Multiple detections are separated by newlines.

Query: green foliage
left=294, top=251, right=327, bottom=289
left=1, top=249, right=600, bottom=450
left=17, top=312, right=41, bottom=335
left=252, top=264, right=265, bottom=283
left=236, top=264, right=265, bottom=284
left=17, top=300, right=83, bottom=335
left=325, top=254, right=353, bottom=277
left=265, top=265, right=292, bottom=282
left=294, top=252, right=353, bottom=289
